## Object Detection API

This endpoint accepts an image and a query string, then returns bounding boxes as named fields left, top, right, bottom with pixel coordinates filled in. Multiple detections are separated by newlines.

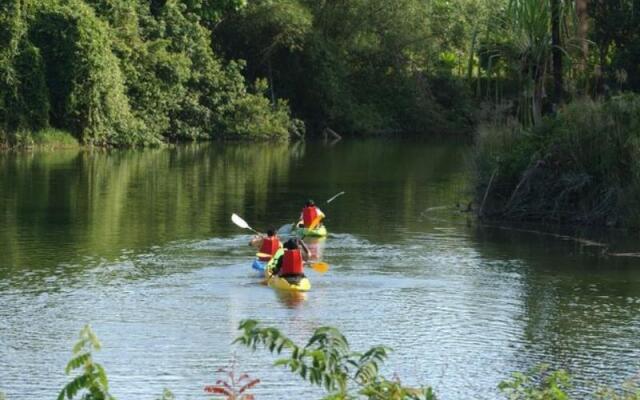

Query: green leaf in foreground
left=58, top=324, right=115, bottom=400
left=235, top=319, right=436, bottom=400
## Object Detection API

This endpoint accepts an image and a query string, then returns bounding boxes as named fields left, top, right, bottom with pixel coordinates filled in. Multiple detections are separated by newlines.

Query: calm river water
left=1, top=140, right=639, bottom=399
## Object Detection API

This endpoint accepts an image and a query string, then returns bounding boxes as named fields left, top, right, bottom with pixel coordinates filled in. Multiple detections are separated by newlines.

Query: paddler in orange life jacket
left=272, top=238, right=310, bottom=278
left=298, top=199, right=326, bottom=228
left=249, top=228, right=282, bottom=261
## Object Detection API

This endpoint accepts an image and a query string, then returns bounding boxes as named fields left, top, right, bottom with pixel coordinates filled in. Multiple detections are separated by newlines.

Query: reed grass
left=475, top=94, right=640, bottom=228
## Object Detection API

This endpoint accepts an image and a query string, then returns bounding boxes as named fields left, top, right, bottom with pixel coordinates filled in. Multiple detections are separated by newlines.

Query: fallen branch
left=323, top=127, right=342, bottom=140
left=606, top=252, right=640, bottom=258
left=480, top=223, right=608, bottom=248
left=479, top=168, right=498, bottom=218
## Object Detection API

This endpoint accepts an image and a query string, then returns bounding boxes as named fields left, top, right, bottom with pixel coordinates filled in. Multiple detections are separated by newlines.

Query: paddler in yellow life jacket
left=298, top=199, right=326, bottom=228
left=249, top=228, right=282, bottom=261
left=271, top=238, right=310, bottom=278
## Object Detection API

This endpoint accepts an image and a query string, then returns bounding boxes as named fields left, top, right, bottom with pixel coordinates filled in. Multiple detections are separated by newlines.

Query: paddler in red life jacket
left=272, top=238, right=310, bottom=278
left=298, top=199, right=326, bottom=228
left=249, top=228, right=282, bottom=261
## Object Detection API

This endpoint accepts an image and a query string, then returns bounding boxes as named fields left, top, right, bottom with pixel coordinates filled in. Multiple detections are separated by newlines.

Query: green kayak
left=292, top=224, right=328, bottom=238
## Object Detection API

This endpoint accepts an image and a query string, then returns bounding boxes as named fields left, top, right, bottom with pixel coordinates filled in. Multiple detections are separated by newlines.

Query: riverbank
left=0, top=128, right=80, bottom=150
left=0, top=125, right=298, bottom=151
left=474, top=94, right=640, bottom=229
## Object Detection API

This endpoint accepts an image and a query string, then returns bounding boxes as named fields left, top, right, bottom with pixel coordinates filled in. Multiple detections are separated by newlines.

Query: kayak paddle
left=308, top=261, right=329, bottom=274
left=305, top=192, right=344, bottom=230
left=231, top=213, right=262, bottom=235
left=308, top=215, right=323, bottom=230
left=258, top=253, right=329, bottom=274
left=296, top=192, right=344, bottom=231
left=326, top=191, right=345, bottom=204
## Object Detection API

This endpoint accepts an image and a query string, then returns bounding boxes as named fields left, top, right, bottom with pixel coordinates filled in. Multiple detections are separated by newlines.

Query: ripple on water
left=2, top=228, right=640, bottom=400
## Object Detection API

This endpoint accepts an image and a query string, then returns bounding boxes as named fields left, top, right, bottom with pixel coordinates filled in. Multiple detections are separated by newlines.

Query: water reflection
left=0, top=143, right=294, bottom=284
left=274, top=291, right=307, bottom=308
left=304, top=237, right=326, bottom=261
left=472, top=225, right=640, bottom=392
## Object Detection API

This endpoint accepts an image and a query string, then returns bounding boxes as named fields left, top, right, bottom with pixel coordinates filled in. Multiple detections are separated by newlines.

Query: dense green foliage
left=215, top=0, right=477, bottom=135
left=0, top=0, right=293, bottom=146
left=0, top=0, right=489, bottom=147
left=472, top=0, right=640, bottom=228
left=3, top=0, right=640, bottom=147
left=475, top=94, right=640, bottom=227
left=590, top=1, right=640, bottom=93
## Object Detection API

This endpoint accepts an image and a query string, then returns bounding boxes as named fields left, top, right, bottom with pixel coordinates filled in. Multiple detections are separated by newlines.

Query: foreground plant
left=499, top=364, right=571, bottom=400
left=58, top=325, right=115, bottom=400
left=234, top=319, right=435, bottom=400
left=156, top=389, right=176, bottom=400
left=595, top=378, right=640, bottom=400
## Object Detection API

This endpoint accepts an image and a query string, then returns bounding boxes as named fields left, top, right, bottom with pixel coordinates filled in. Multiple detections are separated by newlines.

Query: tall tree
left=551, top=0, right=563, bottom=104
left=575, top=0, right=588, bottom=70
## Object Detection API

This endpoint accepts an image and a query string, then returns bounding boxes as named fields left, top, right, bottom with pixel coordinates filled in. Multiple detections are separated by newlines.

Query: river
left=0, top=140, right=639, bottom=399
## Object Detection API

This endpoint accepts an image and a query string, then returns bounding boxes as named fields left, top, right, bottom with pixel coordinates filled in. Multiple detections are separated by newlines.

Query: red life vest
left=259, top=237, right=281, bottom=261
left=302, top=206, right=319, bottom=227
left=280, top=249, right=303, bottom=275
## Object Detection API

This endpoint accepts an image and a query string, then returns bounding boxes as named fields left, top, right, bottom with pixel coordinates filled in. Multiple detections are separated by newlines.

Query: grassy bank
left=0, top=128, right=79, bottom=150
left=475, top=94, right=640, bottom=228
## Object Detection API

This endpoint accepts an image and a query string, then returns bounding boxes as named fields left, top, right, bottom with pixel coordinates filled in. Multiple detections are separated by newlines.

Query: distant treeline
left=0, top=0, right=479, bottom=147
left=4, top=1, right=640, bottom=148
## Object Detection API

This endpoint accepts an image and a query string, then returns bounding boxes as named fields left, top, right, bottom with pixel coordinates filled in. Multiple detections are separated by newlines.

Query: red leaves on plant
left=215, top=380, right=233, bottom=390
left=205, top=357, right=260, bottom=399
left=238, top=379, right=261, bottom=393
left=204, top=385, right=232, bottom=395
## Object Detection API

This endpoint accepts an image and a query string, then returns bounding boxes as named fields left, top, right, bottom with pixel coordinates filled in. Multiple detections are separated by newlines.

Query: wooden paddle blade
left=309, top=262, right=329, bottom=274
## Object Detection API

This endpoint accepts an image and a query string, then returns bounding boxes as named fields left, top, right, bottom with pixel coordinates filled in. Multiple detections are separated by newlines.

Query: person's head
left=284, top=238, right=299, bottom=250
left=305, top=199, right=315, bottom=207
left=266, top=228, right=276, bottom=237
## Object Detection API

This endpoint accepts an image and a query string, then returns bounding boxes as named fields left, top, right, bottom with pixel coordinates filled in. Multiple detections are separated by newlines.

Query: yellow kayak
left=263, top=248, right=311, bottom=292
left=268, top=274, right=311, bottom=292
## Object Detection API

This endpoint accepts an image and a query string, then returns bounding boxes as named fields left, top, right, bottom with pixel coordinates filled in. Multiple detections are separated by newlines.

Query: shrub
left=220, top=79, right=293, bottom=141
left=499, top=364, right=571, bottom=400
left=475, top=94, right=640, bottom=228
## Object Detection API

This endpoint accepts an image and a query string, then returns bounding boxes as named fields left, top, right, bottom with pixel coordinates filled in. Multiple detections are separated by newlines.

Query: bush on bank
left=475, top=94, right=640, bottom=228
left=0, top=0, right=293, bottom=147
